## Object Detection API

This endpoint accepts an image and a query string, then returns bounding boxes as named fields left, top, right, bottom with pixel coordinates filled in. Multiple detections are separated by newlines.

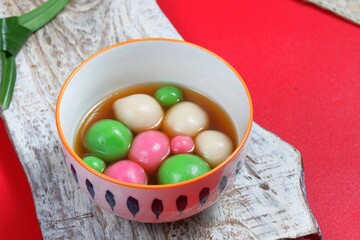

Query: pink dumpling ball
left=170, top=135, right=195, bottom=154
left=104, top=160, right=148, bottom=185
left=129, top=130, right=170, bottom=174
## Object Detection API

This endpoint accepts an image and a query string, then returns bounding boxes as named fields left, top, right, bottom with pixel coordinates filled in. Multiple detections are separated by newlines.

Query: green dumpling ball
left=155, top=85, right=183, bottom=107
left=84, top=119, right=133, bottom=163
left=157, top=154, right=210, bottom=184
left=83, top=155, right=106, bottom=173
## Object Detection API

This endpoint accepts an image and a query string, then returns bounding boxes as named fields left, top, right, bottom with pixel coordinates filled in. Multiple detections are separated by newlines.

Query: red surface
left=0, top=119, right=42, bottom=239
left=156, top=0, right=360, bottom=239
left=1, top=0, right=360, bottom=239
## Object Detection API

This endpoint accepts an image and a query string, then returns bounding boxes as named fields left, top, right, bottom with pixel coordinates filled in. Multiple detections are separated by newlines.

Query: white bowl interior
left=59, top=40, right=251, bottom=148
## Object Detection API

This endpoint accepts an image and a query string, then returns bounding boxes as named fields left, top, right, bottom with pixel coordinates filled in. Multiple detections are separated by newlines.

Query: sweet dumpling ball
left=195, top=130, right=234, bottom=168
left=162, top=101, right=209, bottom=138
left=113, top=94, right=164, bottom=133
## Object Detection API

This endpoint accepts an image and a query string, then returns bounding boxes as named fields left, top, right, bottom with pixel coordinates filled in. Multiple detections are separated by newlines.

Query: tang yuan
left=74, top=83, right=238, bottom=185
left=157, top=154, right=210, bottom=184
left=83, top=156, right=106, bottom=173
left=84, top=119, right=133, bottom=163
left=105, top=160, right=148, bottom=185
left=162, top=101, right=209, bottom=138
left=195, top=130, right=234, bottom=168
left=113, top=94, right=164, bottom=133
left=155, top=85, right=183, bottom=107
left=170, top=135, right=195, bottom=154
left=129, top=130, right=170, bottom=174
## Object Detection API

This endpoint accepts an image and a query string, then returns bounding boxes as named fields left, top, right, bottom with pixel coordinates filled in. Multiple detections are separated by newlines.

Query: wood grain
left=307, top=0, right=360, bottom=25
left=0, top=0, right=321, bottom=239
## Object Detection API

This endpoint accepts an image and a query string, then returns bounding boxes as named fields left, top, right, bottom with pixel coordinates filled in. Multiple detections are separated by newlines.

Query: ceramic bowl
left=56, top=38, right=253, bottom=222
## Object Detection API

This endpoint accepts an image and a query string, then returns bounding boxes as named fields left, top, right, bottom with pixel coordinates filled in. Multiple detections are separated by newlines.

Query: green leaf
left=0, top=17, right=32, bottom=56
left=0, top=0, right=68, bottom=110
left=18, top=0, right=68, bottom=32
left=0, top=51, right=16, bottom=110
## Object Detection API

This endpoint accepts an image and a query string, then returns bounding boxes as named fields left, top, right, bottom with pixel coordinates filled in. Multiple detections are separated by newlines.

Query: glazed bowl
left=55, top=38, right=253, bottom=222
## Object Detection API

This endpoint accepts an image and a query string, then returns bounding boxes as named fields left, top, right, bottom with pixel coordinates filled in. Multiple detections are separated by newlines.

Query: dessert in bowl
left=56, top=38, right=253, bottom=222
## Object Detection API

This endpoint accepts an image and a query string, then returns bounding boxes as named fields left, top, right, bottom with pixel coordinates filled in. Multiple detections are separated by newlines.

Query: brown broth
left=74, top=83, right=237, bottom=170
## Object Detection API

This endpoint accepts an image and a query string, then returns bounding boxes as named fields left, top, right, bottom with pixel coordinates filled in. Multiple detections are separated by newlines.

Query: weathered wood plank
left=307, top=0, right=360, bottom=25
left=0, top=0, right=321, bottom=239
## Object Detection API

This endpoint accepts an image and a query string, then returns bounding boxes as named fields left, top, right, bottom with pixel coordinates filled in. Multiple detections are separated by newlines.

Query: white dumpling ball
left=195, top=130, right=234, bottom=168
left=113, top=94, right=164, bottom=133
left=163, top=101, right=209, bottom=138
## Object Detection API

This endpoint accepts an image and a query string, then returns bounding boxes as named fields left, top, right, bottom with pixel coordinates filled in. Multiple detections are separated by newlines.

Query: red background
left=1, top=0, right=359, bottom=239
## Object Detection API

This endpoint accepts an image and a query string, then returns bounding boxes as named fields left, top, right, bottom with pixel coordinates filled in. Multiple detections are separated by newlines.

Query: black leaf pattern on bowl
left=105, top=190, right=115, bottom=211
left=127, top=196, right=140, bottom=217
left=176, top=195, right=187, bottom=214
left=85, top=179, right=95, bottom=199
left=235, top=160, right=242, bottom=174
left=151, top=198, right=163, bottom=220
left=219, top=176, right=228, bottom=194
left=199, top=187, right=210, bottom=207
left=70, top=164, right=78, bottom=183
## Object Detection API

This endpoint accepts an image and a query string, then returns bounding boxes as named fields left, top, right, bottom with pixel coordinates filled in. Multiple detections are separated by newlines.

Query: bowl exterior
left=61, top=139, right=250, bottom=222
